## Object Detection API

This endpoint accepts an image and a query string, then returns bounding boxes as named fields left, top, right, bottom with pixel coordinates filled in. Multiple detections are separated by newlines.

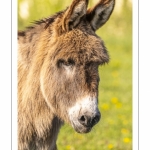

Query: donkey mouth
left=71, top=118, right=100, bottom=133
left=72, top=122, right=92, bottom=133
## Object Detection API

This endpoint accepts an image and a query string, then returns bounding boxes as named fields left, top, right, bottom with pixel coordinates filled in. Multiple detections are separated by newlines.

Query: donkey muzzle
left=78, top=111, right=101, bottom=128
left=68, top=96, right=101, bottom=133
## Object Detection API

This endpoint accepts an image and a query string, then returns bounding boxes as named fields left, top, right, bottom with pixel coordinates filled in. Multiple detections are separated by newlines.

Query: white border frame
left=7, top=0, right=150, bottom=149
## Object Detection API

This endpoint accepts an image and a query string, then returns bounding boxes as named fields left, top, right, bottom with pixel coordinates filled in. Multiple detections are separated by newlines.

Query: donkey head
left=40, top=0, right=115, bottom=133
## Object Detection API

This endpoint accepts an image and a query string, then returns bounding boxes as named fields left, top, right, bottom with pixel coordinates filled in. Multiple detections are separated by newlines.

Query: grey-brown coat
left=18, top=0, right=115, bottom=149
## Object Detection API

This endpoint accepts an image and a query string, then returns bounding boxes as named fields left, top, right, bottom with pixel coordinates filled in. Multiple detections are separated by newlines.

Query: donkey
left=18, top=0, right=115, bottom=149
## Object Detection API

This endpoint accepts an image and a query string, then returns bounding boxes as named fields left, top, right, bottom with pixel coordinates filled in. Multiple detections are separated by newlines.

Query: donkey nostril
left=80, top=116, right=86, bottom=122
left=78, top=113, right=101, bottom=127
left=78, top=115, right=89, bottom=126
left=91, top=114, right=100, bottom=126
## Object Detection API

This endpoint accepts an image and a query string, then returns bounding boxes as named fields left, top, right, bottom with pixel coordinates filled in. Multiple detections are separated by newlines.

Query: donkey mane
left=18, top=10, right=66, bottom=37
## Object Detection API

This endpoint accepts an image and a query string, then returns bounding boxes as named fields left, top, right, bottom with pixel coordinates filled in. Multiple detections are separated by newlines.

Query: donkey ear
left=62, top=0, right=89, bottom=31
left=86, top=0, right=115, bottom=31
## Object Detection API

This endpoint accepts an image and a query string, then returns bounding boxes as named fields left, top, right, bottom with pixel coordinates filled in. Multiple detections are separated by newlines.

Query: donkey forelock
left=18, top=0, right=115, bottom=149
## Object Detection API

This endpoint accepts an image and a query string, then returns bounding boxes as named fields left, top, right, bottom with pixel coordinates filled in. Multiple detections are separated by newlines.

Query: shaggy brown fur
left=18, top=0, right=115, bottom=149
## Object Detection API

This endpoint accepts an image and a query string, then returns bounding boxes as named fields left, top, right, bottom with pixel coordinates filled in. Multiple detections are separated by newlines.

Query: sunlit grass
left=18, top=0, right=132, bottom=149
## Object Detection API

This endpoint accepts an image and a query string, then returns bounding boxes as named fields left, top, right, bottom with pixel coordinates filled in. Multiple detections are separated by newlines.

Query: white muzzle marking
left=68, top=95, right=99, bottom=127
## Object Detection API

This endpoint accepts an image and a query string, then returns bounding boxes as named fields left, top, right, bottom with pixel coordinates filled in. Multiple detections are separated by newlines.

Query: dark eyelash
left=57, top=59, right=75, bottom=67
left=67, top=59, right=75, bottom=66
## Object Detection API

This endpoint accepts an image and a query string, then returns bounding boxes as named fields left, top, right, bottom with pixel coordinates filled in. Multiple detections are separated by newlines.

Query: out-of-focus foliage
left=18, top=0, right=132, bottom=149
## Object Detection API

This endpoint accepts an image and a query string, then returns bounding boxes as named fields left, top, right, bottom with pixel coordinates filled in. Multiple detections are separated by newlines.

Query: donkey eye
left=66, top=59, right=75, bottom=66
left=57, top=59, right=75, bottom=68
left=57, top=59, right=65, bottom=67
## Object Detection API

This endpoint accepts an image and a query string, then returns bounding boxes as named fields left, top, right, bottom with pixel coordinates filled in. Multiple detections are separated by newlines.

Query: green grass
left=18, top=0, right=132, bottom=149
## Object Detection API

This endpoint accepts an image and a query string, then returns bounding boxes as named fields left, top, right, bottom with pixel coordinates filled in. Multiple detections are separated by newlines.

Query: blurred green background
left=18, top=0, right=132, bottom=149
